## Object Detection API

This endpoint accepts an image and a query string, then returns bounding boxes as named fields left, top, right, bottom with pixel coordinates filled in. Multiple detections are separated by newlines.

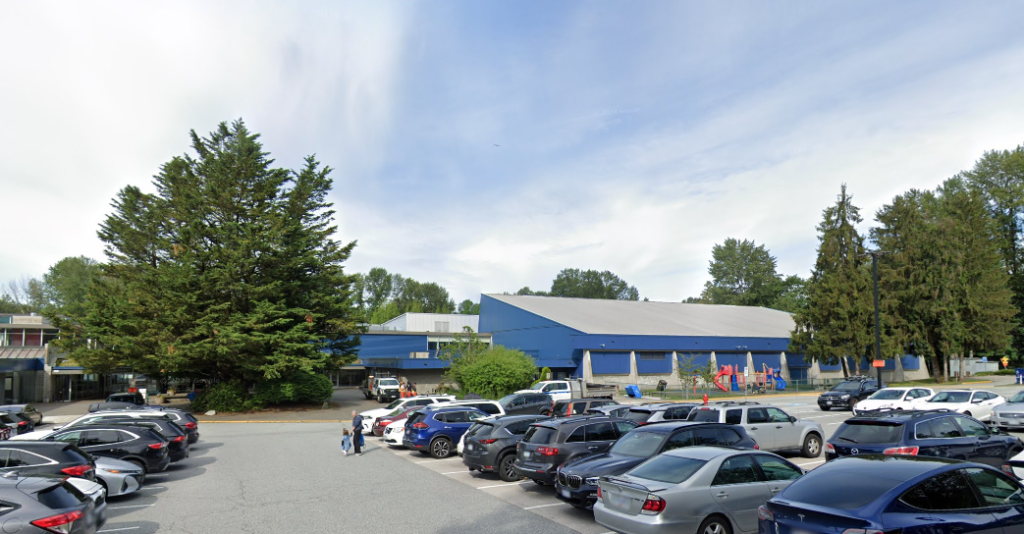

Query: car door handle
left=749, top=427, right=757, bottom=430
left=775, top=426, right=783, bottom=429
left=587, top=446, right=599, bottom=450
left=716, top=491, right=728, bottom=498
left=443, top=426, right=452, bottom=429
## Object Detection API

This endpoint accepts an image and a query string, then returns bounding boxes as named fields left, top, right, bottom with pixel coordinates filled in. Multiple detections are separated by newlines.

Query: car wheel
left=498, top=453, right=520, bottom=482
left=97, top=479, right=109, bottom=496
left=963, top=411, right=972, bottom=417
left=128, top=459, right=148, bottom=474
left=377, top=393, right=384, bottom=403
left=430, top=437, right=452, bottom=458
left=697, top=514, right=732, bottom=534
left=802, top=433, right=822, bottom=458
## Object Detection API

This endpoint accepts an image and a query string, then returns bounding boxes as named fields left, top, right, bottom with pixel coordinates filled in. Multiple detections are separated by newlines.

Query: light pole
left=866, top=250, right=885, bottom=390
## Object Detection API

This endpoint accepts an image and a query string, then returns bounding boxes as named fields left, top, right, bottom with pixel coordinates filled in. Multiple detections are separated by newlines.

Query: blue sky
left=2, top=1, right=1024, bottom=304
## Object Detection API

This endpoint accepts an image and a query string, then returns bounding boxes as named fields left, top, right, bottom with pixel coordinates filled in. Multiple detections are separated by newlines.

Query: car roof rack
left=713, top=401, right=761, bottom=406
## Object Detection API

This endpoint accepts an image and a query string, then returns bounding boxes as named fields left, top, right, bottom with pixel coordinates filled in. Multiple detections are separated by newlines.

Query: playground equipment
left=748, top=364, right=788, bottom=393
left=713, top=365, right=747, bottom=392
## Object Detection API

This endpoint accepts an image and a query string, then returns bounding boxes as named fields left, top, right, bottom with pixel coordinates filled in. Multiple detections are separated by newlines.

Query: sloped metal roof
left=485, top=294, right=795, bottom=338
left=0, top=347, right=46, bottom=360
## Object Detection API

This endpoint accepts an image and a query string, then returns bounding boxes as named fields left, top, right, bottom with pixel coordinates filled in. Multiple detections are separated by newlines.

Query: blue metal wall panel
left=636, top=352, right=672, bottom=374
left=357, top=334, right=427, bottom=360
left=480, top=295, right=583, bottom=369
left=591, top=352, right=631, bottom=374
left=571, top=334, right=789, bottom=353
left=0, top=359, right=45, bottom=372
left=716, top=353, right=747, bottom=372
left=751, top=353, right=782, bottom=371
left=787, top=353, right=810, bottom=368
left=901, top=354, right=921, bottom=370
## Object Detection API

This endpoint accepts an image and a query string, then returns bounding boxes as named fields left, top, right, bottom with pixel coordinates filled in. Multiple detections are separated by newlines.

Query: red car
left=372, top=407, right=420, bottom=437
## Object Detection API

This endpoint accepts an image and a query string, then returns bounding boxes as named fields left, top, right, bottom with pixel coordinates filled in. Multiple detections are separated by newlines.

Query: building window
left=637, top=352, right=665, bottom=360
left=410, top=352, right=429, bottom=359
left=434, top=321, right=450, bottom=332
left=428, top=341, right=438, bottom=351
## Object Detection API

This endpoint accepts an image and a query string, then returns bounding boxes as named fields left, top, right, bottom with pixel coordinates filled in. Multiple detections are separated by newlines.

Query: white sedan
left=852, top=387, right=935, bottom=415
left=1004, top=449, right=1024, bottom=480
left=382, top=418, right=408, bottom=447
left=919, top=389, right=1005, bottom=421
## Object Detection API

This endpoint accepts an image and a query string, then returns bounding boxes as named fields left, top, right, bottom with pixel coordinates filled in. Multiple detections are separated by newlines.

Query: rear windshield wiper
left=837, top=437, right=858, bottom=444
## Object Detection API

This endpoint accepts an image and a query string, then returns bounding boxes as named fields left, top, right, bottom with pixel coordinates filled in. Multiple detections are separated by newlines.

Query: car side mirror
left=789, top=416, right=797, bottom=423
left=972, top=399, right=984, bottom=404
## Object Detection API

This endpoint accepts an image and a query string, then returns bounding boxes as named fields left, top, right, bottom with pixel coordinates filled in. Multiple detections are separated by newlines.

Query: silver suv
left=686, top=401, right=824, bottom=457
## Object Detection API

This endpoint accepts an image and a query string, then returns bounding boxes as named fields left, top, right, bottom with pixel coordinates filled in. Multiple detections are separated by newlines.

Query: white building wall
left=380, top=313, right=479, bottom=333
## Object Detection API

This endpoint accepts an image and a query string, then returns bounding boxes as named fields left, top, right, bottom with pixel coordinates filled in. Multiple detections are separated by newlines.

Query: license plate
left=826, top=401, right=833, bottom=405
left=523, top=451, right=532, bottom=459
left=607, top=492, right=630, bottom=510
left=561, top=489, right=571, bottom=499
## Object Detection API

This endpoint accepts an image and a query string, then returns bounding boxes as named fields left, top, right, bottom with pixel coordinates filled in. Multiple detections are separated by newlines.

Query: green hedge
left=191, top=371, right=333, bottom=412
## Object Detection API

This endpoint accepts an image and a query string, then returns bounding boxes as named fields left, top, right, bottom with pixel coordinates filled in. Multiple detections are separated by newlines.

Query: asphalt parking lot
left=91, top=380, right=1024, bottom=533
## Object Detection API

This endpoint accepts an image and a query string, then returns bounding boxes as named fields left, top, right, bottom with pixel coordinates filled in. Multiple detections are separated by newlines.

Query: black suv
left=544, top=398, right=618, bottom=417
left=817, top=376, right=885, bottom=410
left=513, top=415, right=638, bottom=485
left=554, top=421, right=757, bottom=509
left=84, top=417, right=190, bottom=462
left=0, top=441, right=97, bottom=480
left=497, top=394, right=552, bottom=416
left=45, top=425, right=172, bottom=473
left=462, top=414, right=550, bottom=481
left=827, top=410, right=1024, bottom=466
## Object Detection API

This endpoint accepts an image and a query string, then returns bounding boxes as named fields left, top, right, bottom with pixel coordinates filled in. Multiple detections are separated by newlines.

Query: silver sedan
left=94, top=456, right=146, bottom=497
left=594, top=447, right=804, bottom=534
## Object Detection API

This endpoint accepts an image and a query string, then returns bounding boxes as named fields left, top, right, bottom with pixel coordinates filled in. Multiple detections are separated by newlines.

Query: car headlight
left=585, top=477, right=599, bottom=486
left=841, top=395, right=850, bottom=400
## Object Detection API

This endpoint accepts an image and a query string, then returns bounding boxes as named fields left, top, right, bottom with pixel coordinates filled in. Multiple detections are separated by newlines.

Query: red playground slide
left=713, top=366, right=730, bottom=392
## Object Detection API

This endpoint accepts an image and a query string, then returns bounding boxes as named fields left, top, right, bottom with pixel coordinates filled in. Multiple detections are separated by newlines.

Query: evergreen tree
left=697, top=238, right=784, bottom=307
left=54, top=120, right=362, bottom=384
left=549, top=268, right=639, bottom=300
left=791, top=185, right=875, bottom=375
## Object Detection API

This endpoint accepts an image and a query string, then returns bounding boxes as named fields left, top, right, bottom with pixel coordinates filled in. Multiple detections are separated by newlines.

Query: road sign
left=872, top=359, right=885, bottom=368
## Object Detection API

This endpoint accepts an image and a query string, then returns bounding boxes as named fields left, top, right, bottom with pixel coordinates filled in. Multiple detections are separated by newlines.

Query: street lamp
left=864, top=250, right=886, bottom=390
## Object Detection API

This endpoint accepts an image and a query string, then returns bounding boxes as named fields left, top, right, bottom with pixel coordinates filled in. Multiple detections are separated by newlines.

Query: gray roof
left=0, top=347, right=45, bottom=360
left=485, top=295, right=795, bottom=338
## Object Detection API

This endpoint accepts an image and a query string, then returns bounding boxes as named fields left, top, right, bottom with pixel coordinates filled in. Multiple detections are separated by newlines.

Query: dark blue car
left=758, top=455, right=1024, bottom=534
left=403, top=406, right=487, bottom=458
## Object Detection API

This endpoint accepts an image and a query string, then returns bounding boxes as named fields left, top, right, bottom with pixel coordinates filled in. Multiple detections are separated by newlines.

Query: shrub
left=532, top=367, right=553, bottom=387
left=253, top=371, right=334, bottom=405
left=191, top=381, right=262, bottom=412
left=456, top=346, right=537, bottom=399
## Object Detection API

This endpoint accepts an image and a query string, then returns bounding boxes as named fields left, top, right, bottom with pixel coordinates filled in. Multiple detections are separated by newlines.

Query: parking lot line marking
left=415, top=458, right=462, bottom=464
left=477, top=481, right=528, bottom=489
left=110, top=504, right=155, bottom=509
left=442, top=470, right=472, bottom=475
left=798, top=459, right=826, bottom=467
left=98, top=528, right=141, bottom=533
left=145, top=474, right=168, bottom=477
left=524, top=503, right=567, bottom=510
left=140, top=486, right=166, bottom=490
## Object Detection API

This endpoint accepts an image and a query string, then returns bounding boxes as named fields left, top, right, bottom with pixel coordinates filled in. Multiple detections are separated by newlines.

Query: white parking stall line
left=414, top=458, right=463, bottom=464
left=524, top=502, right=567, bottom=510
left=477, top=481, right=529, bottom=490
left=140, top=486, right=167, bottom=490
left=145, top=473, right=168, bottom=477
left=98, top=528, right=141, bottom=533
left=796, top=459, right=826, bottom=468
left=109, top=504, right=156, bottom=510
left=441, top=470, right=472, bottom=475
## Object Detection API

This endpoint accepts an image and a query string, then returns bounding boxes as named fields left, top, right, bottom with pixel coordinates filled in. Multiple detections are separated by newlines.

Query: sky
left=2, top=1, right=1024, bottom=304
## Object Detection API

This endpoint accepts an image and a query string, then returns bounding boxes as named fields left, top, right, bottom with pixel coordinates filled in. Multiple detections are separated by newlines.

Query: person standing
left=351, top=410, right=363, bottom=455
left=341, top=428, right=352, bottom=456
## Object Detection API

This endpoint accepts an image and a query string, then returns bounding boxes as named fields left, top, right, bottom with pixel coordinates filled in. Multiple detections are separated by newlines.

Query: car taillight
left=826, top=443, right=835, bottom=454
left=60, top=465, right=94, bottom=476
left=883, top=446, right=919, bottom=456
left=172, top=435, right=185, bottom=442
left=757, top=505, right=774, bottom=522
left=185, top=422, right=197, bottom=430
left=479, top=439, right=497, bottom=444
left=17, top=421, right=26, bottom=427
left=640, top=494, right=666, bottom=514
left=596, top=485, right=602, bottom=498
left=753, top=442, right=759, bottom=450
left=536, top=446, right=559, bottom=456
left=412, top=423, right=429, bottom=429
left=1002, top=464, right=1017, bottom=477
left=31, top=509, right=83, bottom=534
left=148, top=442, right=166, bottom=449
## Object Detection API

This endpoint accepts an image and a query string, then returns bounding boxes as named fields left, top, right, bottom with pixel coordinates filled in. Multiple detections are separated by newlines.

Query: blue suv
left=827, top=409, right=1023, bottom=466
left=403, top=406, right=487, bottom=458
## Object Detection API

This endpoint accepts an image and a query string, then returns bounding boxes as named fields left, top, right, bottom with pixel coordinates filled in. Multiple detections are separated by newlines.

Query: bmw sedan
left=594, top=447, right=803, bottom=534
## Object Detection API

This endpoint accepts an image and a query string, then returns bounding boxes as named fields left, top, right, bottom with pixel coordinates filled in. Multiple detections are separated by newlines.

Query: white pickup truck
left=515, top=379, right=614, bottom=403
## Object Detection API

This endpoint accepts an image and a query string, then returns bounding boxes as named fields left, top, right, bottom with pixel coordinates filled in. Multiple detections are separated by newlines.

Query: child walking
left=341, top=427, right=352, bottom=456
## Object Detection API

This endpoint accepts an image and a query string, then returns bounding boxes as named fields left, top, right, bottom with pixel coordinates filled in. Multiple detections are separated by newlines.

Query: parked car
left=759, top=455, right=1024, bottom=534
left=372, top=407, right=420, bottom=437
left=382, top=418, right=408, bottom=447
left=1002, top=448, right=1024, bottom=480
left=82, top=417, right=189, bottom=462
left=851, top=386, right=936, bottom=415
left=444, top=400, right=505, bottom=416
left=45, top=410, right=178, bottom=433
left=403, top=406, right=489, bottom=458
left=0, top=409, right=36, bottom=433
left=918, top=389, right=1006, bottom=421
left=0, top=473, right=100, bottom=534
left=513, top=415, right=639, bottom=485
left=687, top=402, right=824, bottom=457
left=621, top=403, right=700, bottom=425
left=0, top=404, right=43, bottom=425
left=497, top=393, right=552, bottom=416
left=827, top=410, right=1024, bottom=466
left=555, top=421, right=758, bottom=509
left=991, top=390, right=1024, bottom=431
left=817, top=375, right=886, bottom=410
left=43, top=425, right=172, bottom=473
left=106, top=392, right=146, bottom=405
left=65, top=476, right=107, bottom=529
left=358, top=395, right=456, bottom=433
left=93, top=456, right=146, bottom=498
left=462, top=414, right=551, bottom=481
left=0, top=412, right=32, bottom=435
left=544, top=398, right=620, bottom=417
left=0, top=441, right=97, bottom=481
left=149, top=408, right=200, bottom=444
left=586, top=405, right=633, bottom=418
left=595, top=447, right=804, bottom=534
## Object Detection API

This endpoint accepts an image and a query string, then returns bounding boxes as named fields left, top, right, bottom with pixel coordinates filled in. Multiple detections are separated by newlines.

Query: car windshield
left=610, top=431, right=667, bottom=457
left=625, top=410, right=652, bottom=423
left=782, top=470, right=902, bottom=509
left=869, top=390, right=906, bottom=400
left=385, top=400, right=404, bottom=409
left=1008, top=392, right=1024, bottom=403
left=687, top=408, right=719, bottom=422
left=628, top=455, right=706, bottom=484
left=929, top=392, right=971, bottom=403
left=523, top=426, right=557, bottom=444
left=379, top=379, right=399, bottom=386
left=498, top=395, right=518, bottom=407
left=832, top=422, right=904, bottom=444
left=833, top=382, right=862, bottom=392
